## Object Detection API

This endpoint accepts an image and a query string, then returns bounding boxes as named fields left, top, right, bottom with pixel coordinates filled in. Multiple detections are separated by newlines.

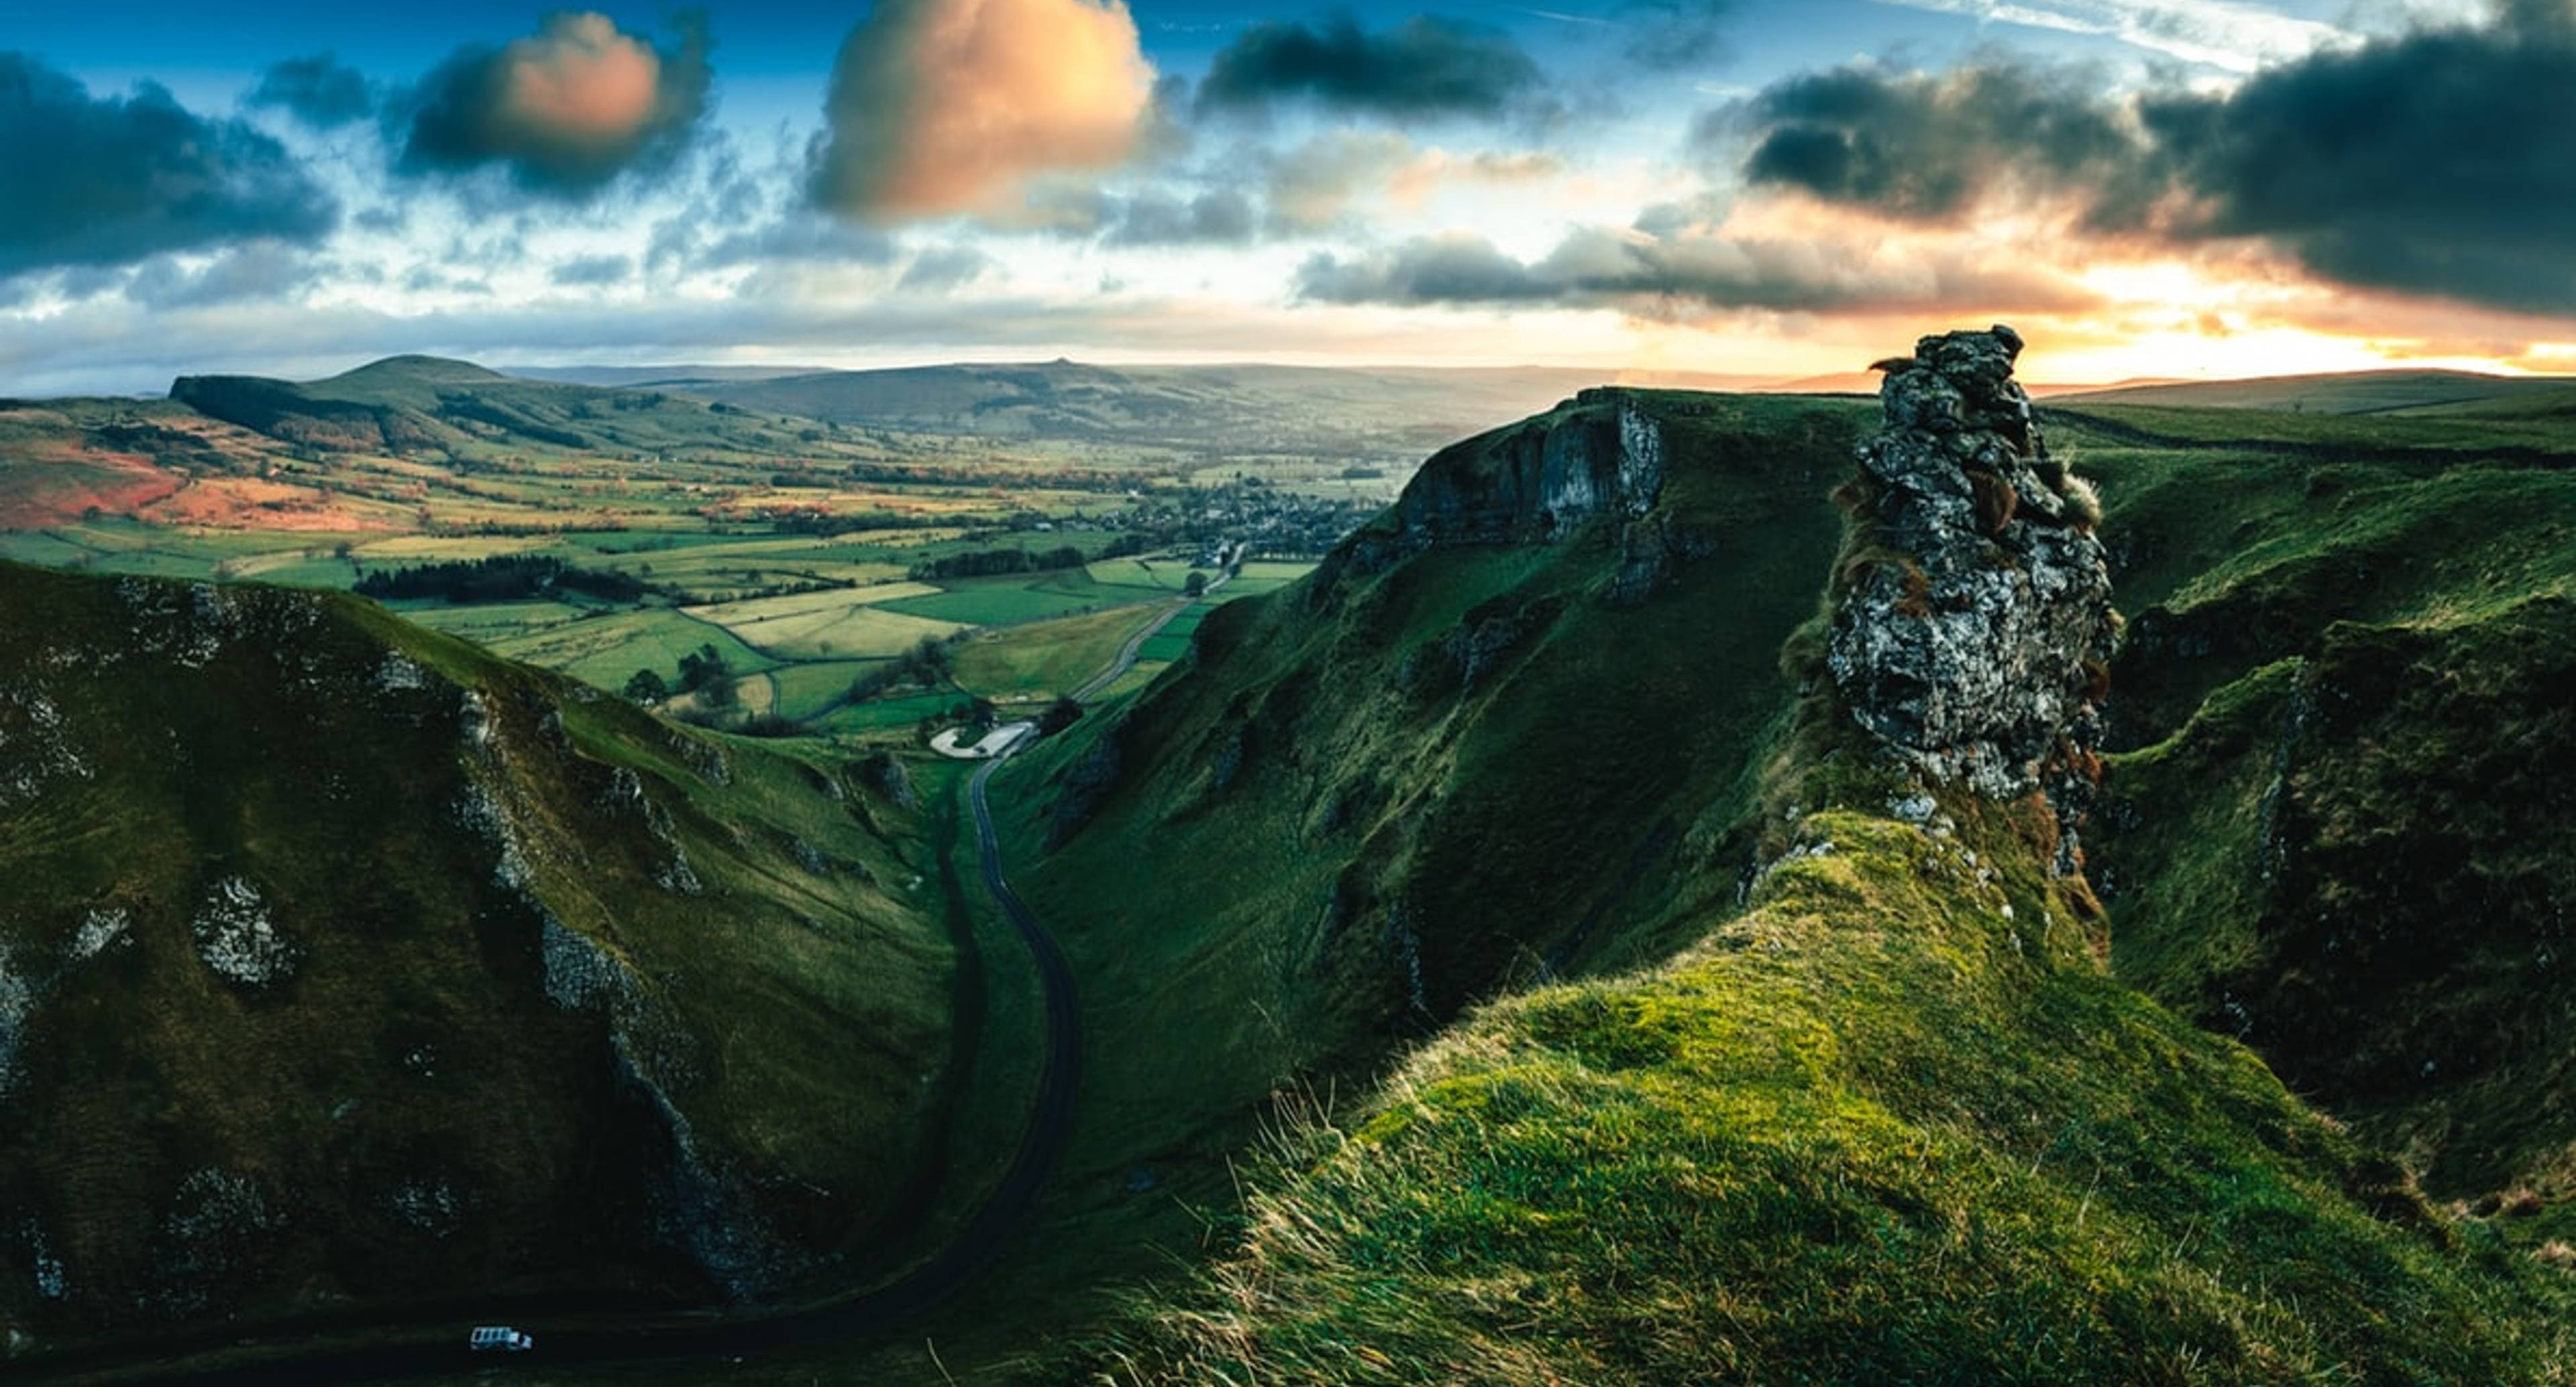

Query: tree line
left=355, top=554, right=654, bottom=605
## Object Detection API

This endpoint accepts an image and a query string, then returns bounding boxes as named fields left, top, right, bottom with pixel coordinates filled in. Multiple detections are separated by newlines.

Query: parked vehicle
left=468, top=1325, right=535, bottom=1352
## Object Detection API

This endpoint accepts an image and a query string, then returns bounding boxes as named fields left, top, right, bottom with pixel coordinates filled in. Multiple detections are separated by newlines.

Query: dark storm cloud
left=1195, top=13, right=1542, bottom=121
left=395, top=11, right=712, bottom=197
left=0, top=53, right=337, bottom=279
left=1733, top=64, right=2138, bottom=221
left=1729, top=3, right=2576, bottom=313
left=248, top=53, right=373, bottom=127
left=1295, top=225, right=2099, bottom=315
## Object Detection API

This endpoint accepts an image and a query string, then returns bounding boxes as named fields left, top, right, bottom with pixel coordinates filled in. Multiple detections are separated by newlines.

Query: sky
left=1, top=0, right=2569, bottom=394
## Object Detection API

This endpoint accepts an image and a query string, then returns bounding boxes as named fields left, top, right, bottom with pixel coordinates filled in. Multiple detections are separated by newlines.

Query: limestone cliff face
left=1827, top=327, right=2115, bottom=817
left=1352, top=390, right=1666, bottom=561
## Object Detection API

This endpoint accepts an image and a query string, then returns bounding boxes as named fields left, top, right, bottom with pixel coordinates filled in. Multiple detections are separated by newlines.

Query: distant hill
left=499, top=364, right=835, bottom=389
left=662, top=360, right=1776, bottom=462
left=166, top=355, right=821, bottom=458
left=2053, top=368, right=2576, bottom=415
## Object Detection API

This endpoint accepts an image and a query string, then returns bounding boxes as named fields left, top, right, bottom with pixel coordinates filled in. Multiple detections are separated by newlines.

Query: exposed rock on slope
left=1342, top=392, right=1667, bottom=563
left=1829, top=325, right=2115, bottom=809
left=993, top=390, right=1866, bottom=1225
left=0, top=564, right=953, bottom=1353
left=1078, top=338, right=2575, bottom=1378
left=2062, top=409, right=2576, bottom=1214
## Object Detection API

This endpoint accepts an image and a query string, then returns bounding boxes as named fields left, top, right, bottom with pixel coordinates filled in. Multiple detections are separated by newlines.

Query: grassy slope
left=1064, top=396, right=2576, bottom=1386
left=988, top=393, right=1868, bottom=1205
left=951, top=604, right=1170, bottom=703
left=0, top=563, right=957, bottom=1351
left=1081, top=802, right=2572, bottom=1386
left=2068, top=408, right=2576, bottom=1210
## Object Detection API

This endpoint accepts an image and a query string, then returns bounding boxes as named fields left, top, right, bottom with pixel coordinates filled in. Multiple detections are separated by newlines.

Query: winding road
left=36, top=605, right=1167, bottom=1386
left=1068, top=594, right=1195, bottom=702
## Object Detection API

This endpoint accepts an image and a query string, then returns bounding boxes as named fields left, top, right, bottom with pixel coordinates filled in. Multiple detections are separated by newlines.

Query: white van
left=468, top=1325, right=535, bottom=1352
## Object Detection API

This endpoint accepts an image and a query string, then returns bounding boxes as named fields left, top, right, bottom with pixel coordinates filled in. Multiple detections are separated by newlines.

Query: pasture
left=951, top=605, right=1173, bottom=703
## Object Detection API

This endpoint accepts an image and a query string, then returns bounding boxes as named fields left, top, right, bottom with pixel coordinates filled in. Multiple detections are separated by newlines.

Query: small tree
left=1039, top=696, right=1086, bottom=736
left=677, top=643, right=737, bottom=708
left=1183, top=569, right=1210, bottom=598
left=624, top=669, right=670, bottom=704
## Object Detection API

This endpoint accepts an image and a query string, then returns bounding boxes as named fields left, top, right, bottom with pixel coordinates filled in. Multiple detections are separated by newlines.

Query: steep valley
left=1, top=347, right=2571, bottom=1384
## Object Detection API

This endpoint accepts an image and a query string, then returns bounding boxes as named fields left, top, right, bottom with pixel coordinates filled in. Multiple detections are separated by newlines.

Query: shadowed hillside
left=0, top=564, right=957, bottom=1357
left=2069, top=401, right=2576, bottom=1221
left=988, top=389, right=1873, bottom=1203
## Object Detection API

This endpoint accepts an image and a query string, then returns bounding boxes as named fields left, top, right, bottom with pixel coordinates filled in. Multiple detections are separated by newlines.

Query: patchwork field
left=0, top=357, right=1375, bottom=740
left=951, top=604, right=1176, bottom=704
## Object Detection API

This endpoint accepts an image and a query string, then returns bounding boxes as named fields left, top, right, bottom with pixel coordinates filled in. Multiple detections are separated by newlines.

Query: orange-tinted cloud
left=399, top=12, right=711, bottom=195
left=808, top=0, right=1156, bottom=222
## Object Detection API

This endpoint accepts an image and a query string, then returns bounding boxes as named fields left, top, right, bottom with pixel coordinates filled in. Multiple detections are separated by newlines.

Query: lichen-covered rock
left=1827, top=326, right=2114, bottom=802
left=192, top=877, right=297, bottom=987
left=68, top=907, right=131, bottom=962
left=540, top=916, right=633, bottom=1011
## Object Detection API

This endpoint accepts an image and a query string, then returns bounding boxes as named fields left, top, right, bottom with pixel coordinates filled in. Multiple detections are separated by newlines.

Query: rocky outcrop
left=1827, top=326, right=2114, bottom=808
left=1345, top=391, right=1666, bottom=569
left=857, top=751, right=918, bottom=810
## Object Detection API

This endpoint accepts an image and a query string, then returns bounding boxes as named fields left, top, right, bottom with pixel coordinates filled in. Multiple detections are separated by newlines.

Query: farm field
left=1136, top=602, right=1214, bottom=663
left=0, top=356, right=1364, bottom=743
left=951, top=604, right=1176, bottom=704
left=0, top=504, right=1311, bottom=735
left=689, top=584, right=960, bottom=660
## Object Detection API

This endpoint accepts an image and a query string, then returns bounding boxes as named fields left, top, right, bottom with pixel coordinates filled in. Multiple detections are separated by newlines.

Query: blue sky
left=3, top=0, right=2564, bottom=394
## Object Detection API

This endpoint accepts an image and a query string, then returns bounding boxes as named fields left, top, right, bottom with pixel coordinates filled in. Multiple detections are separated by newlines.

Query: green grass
left=476, top=606, right=780, bottom=691
left=2074, top=412, right=2576, bottom=1209
left=688, top=586, right=963, bottom=661
left=875, top=571, right=1140, bottom=626
left=0, top=562, right=959, bottom=1351
left=1078, top=811, right=2574, bottom=1386
left=764, top=659, right=879, bottom=722
left=1132, top=602, right=1209, bottom=663
left=811, top=690, right=965, bottom=734
left=951, top=605, right=1169, bottom=702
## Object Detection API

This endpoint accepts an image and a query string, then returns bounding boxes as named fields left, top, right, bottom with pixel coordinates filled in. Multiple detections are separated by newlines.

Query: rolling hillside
left=168, top=355, right=827, bottom=459
left=4, top=363, right=2573, bottom=1384
left=2053, top=369, right=2576, bottom=416
left=1050, top=352, right=2576, bottom=1386
left=669, top=361, right=1776, bottom=462
left=0, top=564, right=959, bottom=1358
left=987, top=389, right=1871, bottom=1205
